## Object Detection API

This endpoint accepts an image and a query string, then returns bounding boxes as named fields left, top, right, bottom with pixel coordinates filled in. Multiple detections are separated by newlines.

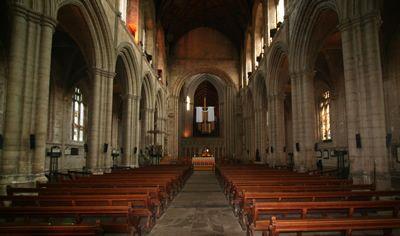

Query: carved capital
left=10, top=4, right=57, bottom=28
left=338, top=11, right=381, bottom=32
left=91, top=68, right=116, bottom=79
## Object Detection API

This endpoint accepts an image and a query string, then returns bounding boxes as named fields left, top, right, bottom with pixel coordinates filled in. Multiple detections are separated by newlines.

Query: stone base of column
left=351, top=171, right=391, bottom=190
left=295, top=165, right=306, bottom=173
left=0, top=173, right=48, bottom=194
left=33, top=173, right=48, bottom=184
left=0, top=173, right=48, bottom=185
left=88, top=168, right=104, bottom=175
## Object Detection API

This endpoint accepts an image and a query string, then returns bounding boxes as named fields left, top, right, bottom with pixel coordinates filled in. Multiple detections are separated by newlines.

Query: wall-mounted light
left=128, top=23, right=137, bottom=37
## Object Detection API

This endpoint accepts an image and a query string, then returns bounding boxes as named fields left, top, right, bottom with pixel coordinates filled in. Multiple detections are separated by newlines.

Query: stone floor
left=147, top=171, right=244, bottom=236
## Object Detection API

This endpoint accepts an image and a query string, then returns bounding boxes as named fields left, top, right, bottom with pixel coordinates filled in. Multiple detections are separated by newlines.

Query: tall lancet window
left=186, top=96, right=191, bottom=111
left=119, top=0, right=127, bottom=22
left=319, top=91, right=331, bottom=141
left=277, top=0, right=285, bottom=23
left=72, top=87, right=85, bottom=142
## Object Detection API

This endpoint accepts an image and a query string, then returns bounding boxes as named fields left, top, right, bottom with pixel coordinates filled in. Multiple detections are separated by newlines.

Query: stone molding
left=289, top=70, right=316, bottom=79
left=10, top=4, right=57, bottom=28
left=338, top=11, right=381, bottom=32
left=91, top=67, right=116, bottom=78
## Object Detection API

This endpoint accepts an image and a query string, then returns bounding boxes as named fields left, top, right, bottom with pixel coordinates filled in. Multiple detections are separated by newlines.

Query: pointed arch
left=57, top=0, right=114, bottom=70
left=267, top=41, right=289, bottom=95
left=116, top=43, right=140, bottom=96
left=289, top=0, right=338, bottom=73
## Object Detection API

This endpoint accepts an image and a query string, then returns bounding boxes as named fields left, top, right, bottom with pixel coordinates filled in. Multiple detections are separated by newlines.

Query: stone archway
left=178, top=74, right=228, bottom=160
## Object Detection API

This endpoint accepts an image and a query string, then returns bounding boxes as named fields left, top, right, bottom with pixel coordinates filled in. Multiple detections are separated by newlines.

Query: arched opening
left=281, top=58, right=292, bottom=163
left=141, top=0, right=156, bottom=61
left=0, top=0, right=10, bottom=141
left=254, top=75, right=269, bottom=163
left=155, top=91, right=164, bottom=150
left=178, top=74, right=227, bottom=159
left=267, top=44, right=290, bottom=167
left=244, top=33, right=252, bottom=86
left=111, top=57, right=128, bottom=166
left=381, top=0, right=400, bottom=173
left=267, top=0, right=285, bottom=44
left=46, top=4, right=96, bottom=172
left=156, top=25, right=167, bottom=84
left=310, top=10, right=347, bottom=169
left=244, top=91, right=255, bottom=161
left=139, top=84, right=148, bottom=151
left=193, top=81, right=220, bottom=137
left=254, top=2, right=265, bottom=67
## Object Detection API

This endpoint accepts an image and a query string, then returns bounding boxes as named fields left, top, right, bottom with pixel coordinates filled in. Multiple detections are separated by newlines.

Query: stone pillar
left=104, top=71, right=114, bottom=171
left=33, top=17, right=56, bottom=182
left=290, top=71, right=316, bottom=171
left=87, top=70, right=101, bottom=172
left=131, top=95, right=140, bottom=167
left=168, top=95, right=179, bottom=157
left=87, top=68, right=115, bottom=173
left=1, top=6, right=28, bottom=181
left=339, top=13, right=390, bottom=188
left=1, top=5, right=57, bottom=185
left=268, top=94, right=285, bottom=166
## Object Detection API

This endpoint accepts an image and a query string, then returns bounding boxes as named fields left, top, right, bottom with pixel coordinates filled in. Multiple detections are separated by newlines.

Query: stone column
left=33, top=17, right=57, bottom=182
left=268, top=93, right=285, bottom=166
left=104, top=71, right=114, bottom=171
left=168, top=95, right=179, bottom=157
left=131, top=95, right=140, bottom=167
left=1, top=6, right=28, bottom=182
left=87, top=68, right=115, bottom=173
left=290, top=70, right=316, bottom=171
left=339, top=13, right=390, bottom=188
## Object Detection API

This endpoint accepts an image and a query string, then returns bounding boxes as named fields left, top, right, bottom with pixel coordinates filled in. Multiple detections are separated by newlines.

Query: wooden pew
left=230, top=184, right=375, bottom=205
left=237, top=190, right=400, bottom=224
left=38, top=181, right=174, bottom=202
left=0, top=204, right=141, bottom=235
left=0, top=194, right=155, bottom=229
left=225, top=178, right=354, bottom=198
left=258, top=217, right=400, bottom=236
left=6, top=186, right=165, bottom=217
left=0, top=223, right=103, bottom=235
left=248, top=200, right=400, bottom=235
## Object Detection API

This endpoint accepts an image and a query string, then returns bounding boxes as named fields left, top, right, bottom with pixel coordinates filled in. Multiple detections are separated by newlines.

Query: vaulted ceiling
left=155, top=0, right=253, bottom=49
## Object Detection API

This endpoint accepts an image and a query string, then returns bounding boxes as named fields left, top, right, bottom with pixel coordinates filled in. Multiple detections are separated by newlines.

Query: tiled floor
left=147, top=171, right=244, bottom=236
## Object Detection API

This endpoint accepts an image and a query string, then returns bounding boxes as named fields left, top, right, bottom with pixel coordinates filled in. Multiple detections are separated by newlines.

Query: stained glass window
left=72, top=87, right=85, bottom=142
left=319, top=91, right=331, bottom=141
left=186, top=96, right=191, bottom=111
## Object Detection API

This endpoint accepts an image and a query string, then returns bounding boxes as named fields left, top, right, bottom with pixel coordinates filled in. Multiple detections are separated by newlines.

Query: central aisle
left=148, top=171, right=244, bottom=236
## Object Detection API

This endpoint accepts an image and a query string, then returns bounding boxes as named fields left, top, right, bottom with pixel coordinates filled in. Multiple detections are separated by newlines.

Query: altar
left=192, top=148, right=216, bottom=171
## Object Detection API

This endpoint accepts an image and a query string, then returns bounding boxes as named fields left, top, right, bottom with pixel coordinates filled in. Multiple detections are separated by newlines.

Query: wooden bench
left=6, top=186, right=165, bottom=218
left=225, top=178, right=353, bottom=197
left=0, top=204, right=141, bottom=235
left=0, top=223, right=103, bottom=235
left=38, top=181, right=174, bottom=202
left=0, top=194, right=155, bottom=229
left=230, top=184, right=375, bottom=204
left=237, top=190, right=400, bottom=222
left=257, top=216, right=400, bottom=236
left=248, top=200, right=400, bottom=235
left=235, top=190, right=400, bottom=228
